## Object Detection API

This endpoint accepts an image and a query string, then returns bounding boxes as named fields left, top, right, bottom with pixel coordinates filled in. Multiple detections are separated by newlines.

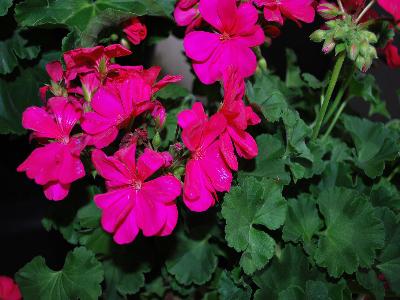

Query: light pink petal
left=136, top=148, right=165, bottom=180
left=94, top=188, right=133, bottom=233
left=220, top=131, right=238, bottom=171
left=92, top=149, right=132, bottom=186
left=228, top=126, right=258, bottom=159
left=184, top=31, right=220, bottom=62
left=46, top=61, right=64, bottom=82
left=141, top=175, right=181, bottom=204
left=183, top=159, right=217, bottom=212
left=21, top=106, right=61, bottom=139
left=113, top=208, right=140, bottom=244
left=43, top=182, right=70, bottom=201
left=201, top=141, right=232, bottom=192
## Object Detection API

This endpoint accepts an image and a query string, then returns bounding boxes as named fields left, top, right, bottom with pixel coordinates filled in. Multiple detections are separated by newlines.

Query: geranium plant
left=0, top=0, right=399, bottom=299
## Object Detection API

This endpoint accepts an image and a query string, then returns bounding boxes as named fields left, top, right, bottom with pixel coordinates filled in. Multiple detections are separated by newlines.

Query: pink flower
left=174, top=0, right=202, bottom=33
left=63, top=44, right=132, bottom=81
left=0, top=276, right=21, bottom=300
left=151, top=101, right=167, bottom=129
left=183, top=0, right=265, bottom=84
left=81, top=67, right=182, bottom=148
left=378, top=0, right=400, bottom=20
left=178, top=102, right=232, bottom=212
left=253, top=0, right=315, bottom=26
left=217, top=67, right=261, bottom=171
left=384, top=41, right=400, bottom=68
left=92, top=142, right=181, bottom=244
left=123, top=18, right=147, bottom=45
left=17, top=97, right=86, bottom=201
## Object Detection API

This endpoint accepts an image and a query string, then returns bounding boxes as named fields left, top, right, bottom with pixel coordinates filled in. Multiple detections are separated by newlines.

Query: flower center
left=131, top=179, right=142, bottom=190
left=219, top=32, right=231, bottom=41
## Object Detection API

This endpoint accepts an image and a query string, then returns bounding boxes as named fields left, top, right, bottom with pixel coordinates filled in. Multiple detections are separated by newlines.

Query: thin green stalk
left=388, top=165, right=400, bottom=182
left=312, top=53, right=346, bottom=140
left=324, top=67, right=354, bottom=124
left=322, top=100, right=348, bottom=140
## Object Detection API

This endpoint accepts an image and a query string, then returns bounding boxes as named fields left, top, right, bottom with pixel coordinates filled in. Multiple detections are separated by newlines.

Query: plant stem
left=312, top=53, right=346, bottom=140
left=322, top=99, right=348, bottom=140
left=355, top=0, right=376, bottom=23
left=337, top=0, right=345, bottom=13
left=324, top=67, right=354, bottom=124
left=388, top=165, right=400, bottom=182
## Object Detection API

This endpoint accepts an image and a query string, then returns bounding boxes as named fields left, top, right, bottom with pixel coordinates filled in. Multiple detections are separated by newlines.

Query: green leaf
left=314, top=187, right=385, bottom=277
left=16, top=247, right=104, bottom=300
left=165, top=230, right=218, bottom=285
left=0, top=31, right=40, bottom=75
left=248, top=72, right=288, bottom=122
left=253, top=245, right=318, bottom=300
left=282, top=194, right=322, bottom=254
left=0, top=0, right=13, bottom=16
left=376, top=207, right=400, bottom=294
left=155, top=84, right=190, bottom=100
left=241, top=134, right=290, bottom=185
left=343, top=115, right=399, bottom=178
left=285, top=49, right=305, bottom=89
left=218, top=271, right=251, bottom=300
left=356, top=270, right=385, bottom=300
left=222, top=176, right=287, bottom=274
left=370, top=179, right=400, bottom=212
left=15, top=0, right=175, bottom=31
left=302, top=73, right=324, bottom=89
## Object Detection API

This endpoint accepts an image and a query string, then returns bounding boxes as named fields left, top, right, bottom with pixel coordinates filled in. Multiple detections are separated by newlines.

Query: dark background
left=1, top=13, right=399, bottom=277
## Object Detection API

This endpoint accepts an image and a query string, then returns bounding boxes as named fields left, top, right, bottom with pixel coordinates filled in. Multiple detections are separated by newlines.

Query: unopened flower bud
left=152, top=132, right=161, bottom=149
left=317, top=1, right=340, bottom=20
left=355, top=56, right=366, bottom=72
left=310, top=30, right=326, bottom=43
left=325, top=20, right=338, bottom=29
left=348, top=43, right=359, bottom=61
left=173, top=166, right=185, bottom=179
left=364, top=31, right=378, bottom=44
left=322, top=39, right=336, bottom=54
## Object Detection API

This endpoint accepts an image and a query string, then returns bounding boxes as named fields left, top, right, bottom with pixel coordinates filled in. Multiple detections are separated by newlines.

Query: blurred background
left=1, top=6, right=399, bottom=277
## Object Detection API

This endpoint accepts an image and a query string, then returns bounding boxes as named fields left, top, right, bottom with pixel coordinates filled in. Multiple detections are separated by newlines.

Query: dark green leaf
left=16, top=247, right=104, bottom=300
left=222, top=176, right=287, bottom=274
left=0, top=0, right=12, bottom=16
left=356, top=270, right=385, bottom=300
left=218, top=271, right=251, bottom=300
left=155, top=84, right=190, bottom=100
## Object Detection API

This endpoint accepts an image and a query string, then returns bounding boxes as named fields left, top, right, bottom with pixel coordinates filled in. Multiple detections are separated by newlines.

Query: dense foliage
left=0, top=0, right=400, bottom=299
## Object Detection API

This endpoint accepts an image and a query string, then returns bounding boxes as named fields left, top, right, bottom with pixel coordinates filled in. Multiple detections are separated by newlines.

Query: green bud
left=333, top=27, right=347, bottom=40
left=110, top=34, right=119, bottom=41
left=368, top=46, right=378, bottom=59
left=364, top=31, right=378, bottom=44
left=152, top=132, right=161, bottom=149
left=359, top=40, right=370, bottom=57
left=173, top=166, right=185, bottom=179
left=322, top=39, right=336, bottom=54
left=348, top=43, right=359, bottom=61
left=326, top=20, right=337, bottom=29
left=310, top=30, right=326, bottom=43
left=355, top=56, right=366, bottom=72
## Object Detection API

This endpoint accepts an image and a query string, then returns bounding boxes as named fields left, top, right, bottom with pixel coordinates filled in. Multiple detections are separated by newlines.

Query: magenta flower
left=253, top=0, right=315, bottom=26
left=378, top=0, right=400, bottom=20
left=63, top=44, right=132, bottom=81
left=81, top=67, right=182, bottom=148
left=217, top=67, right=261, bottom=171
left=17, top=97, right=86, bottom=201
left=178, top=102, right=232, bottom=212
left=0, top=276, right=21, bottom=300
left=123, top=18, right=147, bottom=45
left=174, top=0, right=202, bottom=33
left=92, top=142, right=181, bottom=244
left=183, top=0, right=265, bottom=84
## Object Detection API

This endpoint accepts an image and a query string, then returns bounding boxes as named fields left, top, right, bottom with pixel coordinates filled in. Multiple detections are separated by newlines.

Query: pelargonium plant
left=1, top=0, right=400, bottom=299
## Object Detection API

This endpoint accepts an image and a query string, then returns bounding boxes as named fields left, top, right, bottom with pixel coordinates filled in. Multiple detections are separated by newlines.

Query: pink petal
left=21, top=106, right=61, bottom=140
left=92, top=149, right=132, bottom=186
left=114, top=142, right=137, bottom=173
left=0, top=276, right=22, bottom=300
left=157, top=204, right=178, bottom=236
left=153, top=74, right=183, bottom=93
left=113, top=209, right=140, bottom=244
left=47, top=97, right=82, bottom=138
left=43, top=182, right=70, bottom=201
left=136, top=148, right=165, bottom=180
left=58, top=150, right=85, bottom=184
left=135, top=192, right=168, bottom=236
left=184, top=31, right=220, bottom=62
left=141, top=175, right=182, bottom=203
left=174, top=5, right=199, bottom=26
left=91, top=87, right=125, bottom=119
left=281, top=0, right=315, bottom=23
left=263, top=6, right=284, bottom=25
left=228, top=126, right=258, bottom=159
left=104, top=44, right=132, bottom=58
left=46, top=61, right=64, bottom=82
left=220, top=131, right=238, bottom=171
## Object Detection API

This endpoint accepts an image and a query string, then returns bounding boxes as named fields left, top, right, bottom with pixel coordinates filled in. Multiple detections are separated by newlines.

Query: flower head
left=123, top=18, right=147, bottom=45
left=92, top=142, right=181, bottom=244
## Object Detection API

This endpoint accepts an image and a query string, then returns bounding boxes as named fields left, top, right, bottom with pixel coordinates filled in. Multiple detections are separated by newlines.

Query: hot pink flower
left=253, top=0, right=315, bottom=25
left=92, top=142, right=181, bottom=244
left=63, top=44, right=132, bottom=81
left=17, top=97, right=86, bottom=201
left=217, top=67, right=261, bottom=171
left=0, top=276, right=21, bottom=300
left=378, top=0, right=400, bottom=20
left=151, top=101, right=167, bottom=129
left=178, top=102, right=232, bottom=212
left=81, top=67, right=182, bottom=148
left=183, top=0, right=265, bottom=84
left=123, top=18, right=147, bottom=45
left=174, top=0, right=202, bottom=33
left=384, top=41, right=400, bottom=68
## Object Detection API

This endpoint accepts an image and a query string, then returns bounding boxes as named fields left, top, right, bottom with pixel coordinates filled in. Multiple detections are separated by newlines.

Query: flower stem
left=324, top=67, right=354, bottom=124
left=312, top=53, right=346, bottom=140
left=388, top=165, right=400, bottom=182
left=355, top=0, right=376, bottom=23
left=337, top=0, right=345, bottom=13
left=322, top=99, right=348, bottom=140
